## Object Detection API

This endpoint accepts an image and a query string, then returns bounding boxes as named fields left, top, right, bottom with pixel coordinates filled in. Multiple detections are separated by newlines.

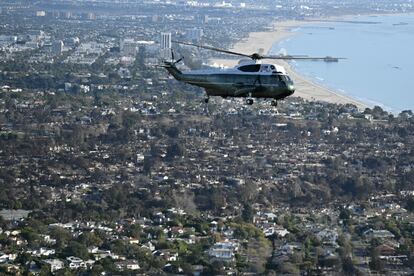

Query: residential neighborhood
left=0, top=0, right=413, bottom=274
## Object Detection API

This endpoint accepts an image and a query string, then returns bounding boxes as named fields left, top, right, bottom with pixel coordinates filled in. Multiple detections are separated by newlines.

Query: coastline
left=209, top=20, right=370, bottom=110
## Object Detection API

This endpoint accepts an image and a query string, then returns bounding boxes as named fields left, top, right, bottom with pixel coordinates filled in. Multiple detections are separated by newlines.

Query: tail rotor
left=170, top=49, right=184, bottom=65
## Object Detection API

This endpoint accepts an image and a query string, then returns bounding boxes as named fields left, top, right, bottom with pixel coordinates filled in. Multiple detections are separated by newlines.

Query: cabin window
left=260, top=65, right=269, bottom=72
left=238, top=64, right=261, bottom=72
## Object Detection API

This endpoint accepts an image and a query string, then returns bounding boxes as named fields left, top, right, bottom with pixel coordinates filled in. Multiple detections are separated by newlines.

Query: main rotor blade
left=261, top=54, right=346, bottom=61
left=172, top=40, right=346, bottom=61
left=172, top=40, right=253, bottom=59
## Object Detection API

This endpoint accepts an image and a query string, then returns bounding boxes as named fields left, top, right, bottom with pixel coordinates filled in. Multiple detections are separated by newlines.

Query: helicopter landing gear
left=246, top=98, right=254, bottom=105
left=271, top=100, right=278, bottom=107
left=204, top=97, right=209, bottom=104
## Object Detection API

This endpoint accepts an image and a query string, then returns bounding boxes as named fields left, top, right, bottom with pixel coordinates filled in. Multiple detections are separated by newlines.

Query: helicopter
left=162, top=40, right=344, bottom=106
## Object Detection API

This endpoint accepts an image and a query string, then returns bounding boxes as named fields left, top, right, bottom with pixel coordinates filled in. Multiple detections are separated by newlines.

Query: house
left=263, top=226, right=275, bottom=237
left=128, top=238, right=139, bottom=244
left=115, top=260, right=140, bottom=271
left=0, top=253, right=17, bottom=263
left=153, top=250, right=178, bottom=261
left=379, top=255, right=408, bottom=265
left=41, top=235, right=57, bottom=245
left=169, top=226, right=184, bottom=237
left=67, top=256, right=86, bottom=270
left=208, top=241, right=238, bottom=262
left=1, top=264, right=20, bottom=274
left=274, top=227, right=290, bottom=238
left=264, top=212, right=277, bottom=221
left=88, top=247, right=120, bottom=260
left=43, top=259, right=64, bottom=273
left=375, top=244, right=396, bottom=256
left=363, top=229, right=395, bottom=240
left=164, top=263, right=183, bottom=274
left=316, top=229, right=339, bottom=246
left=141, top=241, right=155, bottom=251
left=28, top=247, right=56, bottom=257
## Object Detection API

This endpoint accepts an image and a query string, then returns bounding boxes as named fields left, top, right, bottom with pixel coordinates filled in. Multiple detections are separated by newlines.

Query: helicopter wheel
left=204, top=97, right=209, bottom=104
left=271, top=100, right=278, bottom=107
left=246, top=99, right=254, bottom=105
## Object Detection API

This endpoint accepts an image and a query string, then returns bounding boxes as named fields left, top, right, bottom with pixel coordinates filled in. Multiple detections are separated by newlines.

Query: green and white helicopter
left=162, top=41, right=343, bottom=106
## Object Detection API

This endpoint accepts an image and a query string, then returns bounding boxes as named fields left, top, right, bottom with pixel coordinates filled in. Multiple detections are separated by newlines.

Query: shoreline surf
left=209, top=15, right=414, bottom=111
left=274, top=13, right=414, bottom=113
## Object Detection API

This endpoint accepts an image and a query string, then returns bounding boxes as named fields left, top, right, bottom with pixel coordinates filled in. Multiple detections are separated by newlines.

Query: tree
left=369, top=247, right=384, bottom=272
left=165, top=141, right=184, bottom=161
left=339, top=208, right=352, bottom=226
left=166, top=127, right=179, bottom=138
left=172, top=191, right=197, bottom=215
left=97, top=257, right=117, bottom=273
left=406, top=196, right=414, bottom=212
left=342, top=257, right=356, bottom=275
left=63, top=241, right=89, bottom=260
left=279, top=262, right=300, bottom=275
left=78, top=232, right=103, bottom=247
left=21, top=227, right=40, bottom=247
left=241, top=203, right=254, bottom=223
left=126, top=224, right=142, bottom=239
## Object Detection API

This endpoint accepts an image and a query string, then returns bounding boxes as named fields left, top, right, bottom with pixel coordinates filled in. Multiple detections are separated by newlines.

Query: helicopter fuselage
left=165, top=61, right=295, bottom=101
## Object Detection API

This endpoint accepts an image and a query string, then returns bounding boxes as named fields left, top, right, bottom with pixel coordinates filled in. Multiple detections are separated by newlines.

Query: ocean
left=271, top=13, right=414, bottom=113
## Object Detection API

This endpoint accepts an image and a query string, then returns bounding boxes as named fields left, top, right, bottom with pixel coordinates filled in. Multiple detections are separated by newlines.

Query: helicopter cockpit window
left=238, top=64, right=261, bottom=72
left=279, top=75, right=292, bottom=83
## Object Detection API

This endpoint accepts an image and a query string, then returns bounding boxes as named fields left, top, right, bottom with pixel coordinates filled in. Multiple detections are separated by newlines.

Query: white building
left=160, top=32, right=172, bottom=61
left=160, top=32, right=171, bottom=49
left=363, top=229, right=395, bottom=240
left=36, top=11, right=46, bottom=17
left=115, top=260, right=140, bottom=271
left=43, top=259, right=64, bottom=273
left=208, top=241, right=238, bottom=262
left=67, top=256, right=86, bottom=270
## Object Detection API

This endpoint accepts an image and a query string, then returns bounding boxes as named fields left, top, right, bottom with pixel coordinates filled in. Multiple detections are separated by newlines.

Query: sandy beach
left=209, top=20, right=369, bottom=110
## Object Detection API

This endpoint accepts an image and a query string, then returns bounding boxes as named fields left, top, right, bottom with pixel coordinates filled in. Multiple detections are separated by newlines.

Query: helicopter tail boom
left=162, top=61, right=184, bottom=81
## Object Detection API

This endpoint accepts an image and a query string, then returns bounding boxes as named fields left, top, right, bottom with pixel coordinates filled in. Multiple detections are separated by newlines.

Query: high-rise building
left=160, top=32, right=172, bottom=60
left=160, top=32, right=171, bottom=49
